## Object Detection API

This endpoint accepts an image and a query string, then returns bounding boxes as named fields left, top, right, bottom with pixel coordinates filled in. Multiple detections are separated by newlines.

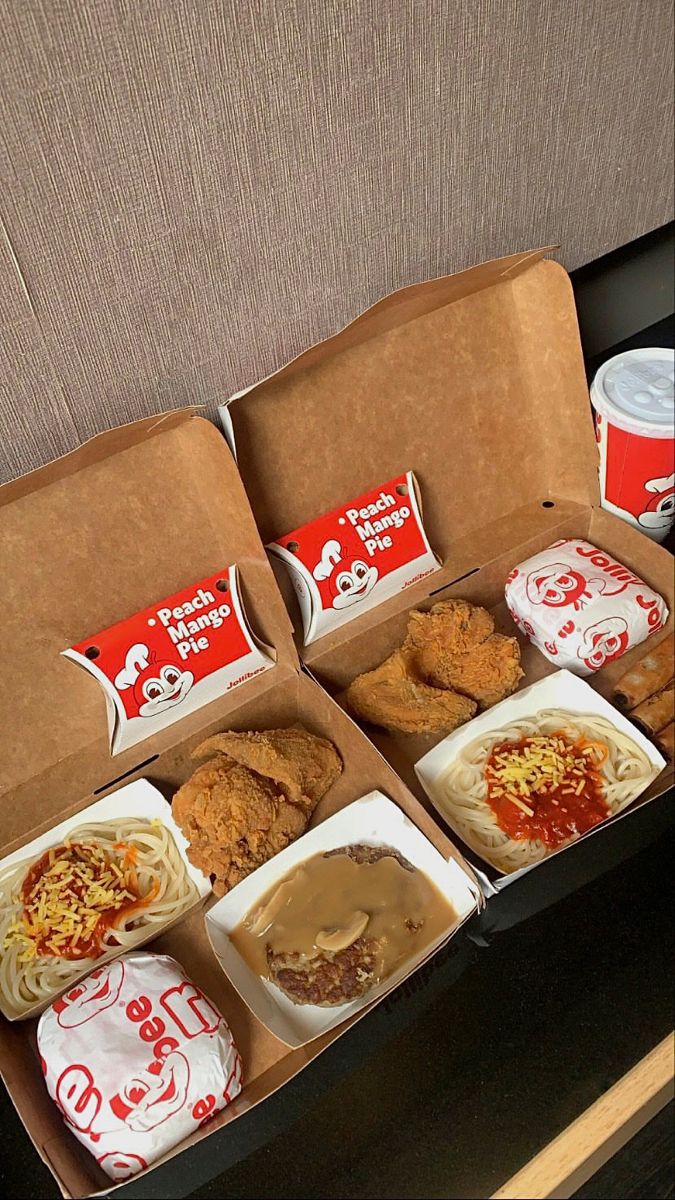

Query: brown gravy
left=231, top=846, right=457, bottom=990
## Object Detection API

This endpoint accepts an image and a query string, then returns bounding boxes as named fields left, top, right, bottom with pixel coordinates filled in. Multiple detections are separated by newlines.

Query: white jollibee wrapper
left=37, top=953, right=242, bottom=1184
left=504, top=538, right=668, bottom=675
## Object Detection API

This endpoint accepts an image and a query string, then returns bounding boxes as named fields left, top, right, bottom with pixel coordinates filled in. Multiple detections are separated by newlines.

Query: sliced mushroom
left=247, top=878, right=298, bottom=935
left=315, top=910, right=369, bottom=953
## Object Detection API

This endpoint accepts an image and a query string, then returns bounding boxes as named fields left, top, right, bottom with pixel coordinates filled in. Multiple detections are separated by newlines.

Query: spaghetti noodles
left=437, top=710, right=659, bottom=873
left=0, top=818, right=197, bottom=1017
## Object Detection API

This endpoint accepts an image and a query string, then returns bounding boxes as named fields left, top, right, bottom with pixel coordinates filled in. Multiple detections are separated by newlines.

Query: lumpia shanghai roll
left=614, top=634, right=674, bottom=708
left=655, top=722, right=674, bottom=761
left=630, top=680, right=675, bottom=736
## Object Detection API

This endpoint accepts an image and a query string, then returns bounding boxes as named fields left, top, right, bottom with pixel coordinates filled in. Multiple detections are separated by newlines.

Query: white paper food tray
left=415, top=670, right=666, bottom=892
left=205, top=790, right=480, bottom=1047
left=0, top=779, right=210, bottom=1019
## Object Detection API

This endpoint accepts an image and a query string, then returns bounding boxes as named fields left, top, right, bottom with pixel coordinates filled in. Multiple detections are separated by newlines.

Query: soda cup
left=591, top=348, right=675, bottom=543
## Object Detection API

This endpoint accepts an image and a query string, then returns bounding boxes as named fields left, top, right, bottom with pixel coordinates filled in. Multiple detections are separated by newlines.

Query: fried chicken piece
left=194, top=728, right=342, bottom=808
left=417, top=632, right=524, bottom=709
left=345, top=648, right=476, bottom=735
left=405, top=600, right=494, bottom=661
left=172, top=728, right=343, bottom=896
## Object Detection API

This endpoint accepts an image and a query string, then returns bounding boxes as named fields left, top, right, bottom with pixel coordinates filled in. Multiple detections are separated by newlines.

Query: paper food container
left=415, top=670, right=666, bottom=891
left=0, top=411, right=480, bottom=1199
left=63, top=563, right=274, bottom=754
left=222, top=247, right=674, bottom=810
left=0, top=779, right=211, bottom=1021
left=206, top=790, right=480, bottom=1047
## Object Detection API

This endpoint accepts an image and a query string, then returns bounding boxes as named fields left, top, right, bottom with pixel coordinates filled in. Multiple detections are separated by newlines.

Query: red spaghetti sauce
left=17, top=841, right=158, bottom=960
left=485, top=733, right=610, bottom=848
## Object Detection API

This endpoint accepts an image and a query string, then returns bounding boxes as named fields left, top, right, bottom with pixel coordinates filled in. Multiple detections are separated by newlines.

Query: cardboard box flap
left=0, top=412, right=297, bottom=837
left=226, top=249, right=601, bottom=557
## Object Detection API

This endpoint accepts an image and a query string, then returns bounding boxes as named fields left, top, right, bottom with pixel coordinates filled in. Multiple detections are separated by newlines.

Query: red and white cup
left=591, top=348, right=675, bottom=543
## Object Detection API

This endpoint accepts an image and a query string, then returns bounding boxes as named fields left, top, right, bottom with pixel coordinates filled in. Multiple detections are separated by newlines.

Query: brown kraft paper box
left=0, top=412, right=481, bottom=1197
left=222, top=247, right=674, bottom=837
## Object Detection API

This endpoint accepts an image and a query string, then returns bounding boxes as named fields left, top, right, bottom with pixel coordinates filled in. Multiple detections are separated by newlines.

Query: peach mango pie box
left=222, top=246, right=674, bottom=814
left=0, top=412, right=482, bottom=1199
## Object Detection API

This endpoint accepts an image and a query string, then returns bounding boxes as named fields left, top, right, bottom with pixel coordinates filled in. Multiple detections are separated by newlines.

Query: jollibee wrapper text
left=64, top=565, right=273, bottom=754
left=267, top=471, right=440, bottom=643
left=37, top=953, right=242, bottom=1182
left=504, top=539, right=668, bottom=674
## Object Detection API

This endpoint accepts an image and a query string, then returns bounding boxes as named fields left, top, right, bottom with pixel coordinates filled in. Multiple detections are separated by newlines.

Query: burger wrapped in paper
left=505, top=539, right=668, bottom=675
left=37, top=952, right=242, bottom=1182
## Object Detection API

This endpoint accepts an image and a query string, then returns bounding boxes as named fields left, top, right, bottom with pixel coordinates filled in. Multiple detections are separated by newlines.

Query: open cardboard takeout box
left=0, top=247, right=673, bottom=1199
left=0, top=411, right=482, bottom=1199
left=224, top=246, right=674, bottom=838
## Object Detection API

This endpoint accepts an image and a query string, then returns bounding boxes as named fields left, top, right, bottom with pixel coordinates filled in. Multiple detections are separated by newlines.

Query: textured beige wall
left=0, top=0, right=673, bottom=482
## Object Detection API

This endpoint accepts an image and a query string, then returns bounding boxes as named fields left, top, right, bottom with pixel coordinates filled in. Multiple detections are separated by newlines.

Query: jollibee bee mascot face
left=329, top=556, right=379, bottom=609
left=526, top=564, right=597, bottom=610
left=132, top=660, right=193, bottom=717
left=114, top=643, right=194, bottom=718
left=638, top=474, right=675, bottom=534
left=578, top=617, right=629, bottom=671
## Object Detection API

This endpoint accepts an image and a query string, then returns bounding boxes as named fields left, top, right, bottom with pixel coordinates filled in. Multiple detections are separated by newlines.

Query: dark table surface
left=1, top=316, right=673, bottom=1200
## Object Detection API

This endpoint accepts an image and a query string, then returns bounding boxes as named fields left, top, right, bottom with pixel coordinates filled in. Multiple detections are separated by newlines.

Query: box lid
left=0, top=411, right=297, bottom=844
left=224, top=248, right=601, bottom=558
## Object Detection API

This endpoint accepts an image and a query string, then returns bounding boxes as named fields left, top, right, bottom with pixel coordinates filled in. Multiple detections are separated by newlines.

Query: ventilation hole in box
left=542, top=500, right=555, bottom=508
left=286, top=541, right=300, bottom=553
left=396, top=483, right=409, bottom=496
left=85, top=645, right=100, bottom=660
left=430, top=566, right=480, bottom=596
left=215, top=577, right=230, bottom=592
left=93, top=754, right=159, bottom=795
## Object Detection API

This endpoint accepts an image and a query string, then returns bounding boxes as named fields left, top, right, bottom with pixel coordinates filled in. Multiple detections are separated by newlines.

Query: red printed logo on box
left=595, top=412, right=675, bottom=543
left=268, top=471, right=440, bottom=643
left=63, top=566, right=273, bottom=754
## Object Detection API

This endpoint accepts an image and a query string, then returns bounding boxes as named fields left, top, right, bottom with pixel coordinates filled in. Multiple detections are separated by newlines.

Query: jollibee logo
left=115, top=643, right=194, bottom=718
left=312, top=539, right=342, bottom=581
left=578, top=617, right=629, bottom=670
left=312, top=540, right=379, bottom=610
left=526, top=564, right=603, bottom=611
left=109, top=1051, right=190, bottom=1132
left=160, top=981, right=222, bottom=1038
left=54, top=961, right=125, bottom=1028
left=97, top=1152, right=148, bottom=1182
left=56, top=1064, right=102, bottom=1136
left=638, top=473, right=675, bottom=533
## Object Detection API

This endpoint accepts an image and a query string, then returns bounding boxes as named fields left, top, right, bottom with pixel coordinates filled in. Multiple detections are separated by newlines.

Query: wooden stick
left=491, top=1034, right=674, bottom=1200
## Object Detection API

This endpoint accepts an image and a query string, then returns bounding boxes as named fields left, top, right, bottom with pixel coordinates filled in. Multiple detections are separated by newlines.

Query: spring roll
left=655, top=722, right=674, bottom=762
left=614, top=633, right=675, bottom=708
left=630, top=680, right=675, bottom=735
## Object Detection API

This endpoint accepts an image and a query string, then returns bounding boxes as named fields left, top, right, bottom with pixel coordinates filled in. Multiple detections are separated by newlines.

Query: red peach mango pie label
left=268, top=471, right=440, bottom=643
left=64, top=566, right=273, bottom=754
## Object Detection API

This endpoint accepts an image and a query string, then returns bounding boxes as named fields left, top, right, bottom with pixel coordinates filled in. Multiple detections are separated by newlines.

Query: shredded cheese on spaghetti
left=487, top=734, right=607, bottom=812
left=2, top=843, right=157, bottom=964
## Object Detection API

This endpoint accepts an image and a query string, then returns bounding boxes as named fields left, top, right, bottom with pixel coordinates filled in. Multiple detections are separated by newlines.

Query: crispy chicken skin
left=346, top=599, right=523, bottom=733
left=405, top=599, right=494, bottom=657
left=344, top=648, right=477, bottom=734
left=193, top=728, right=342, bottom=806
left=418, top=632, right=524, bottom=709
left=172, top=728, right=343, bottom=896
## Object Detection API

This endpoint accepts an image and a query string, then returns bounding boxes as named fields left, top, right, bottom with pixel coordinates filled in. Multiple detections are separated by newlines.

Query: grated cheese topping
left=487, top=734, right=607, bottom=815
left=3, top=842, right=156, bottom=964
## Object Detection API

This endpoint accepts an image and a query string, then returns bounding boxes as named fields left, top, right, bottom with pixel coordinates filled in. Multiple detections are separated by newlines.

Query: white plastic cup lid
left=591, top=347, right=675, bottom=438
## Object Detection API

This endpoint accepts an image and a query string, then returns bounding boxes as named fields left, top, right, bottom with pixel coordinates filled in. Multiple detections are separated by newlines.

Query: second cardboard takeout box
left=222, top=247, right=674, bottom=863
left=0, top=412, right=482, bottom=1198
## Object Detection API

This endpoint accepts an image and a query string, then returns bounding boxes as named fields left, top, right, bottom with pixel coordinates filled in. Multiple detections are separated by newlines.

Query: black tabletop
left=2, top=314, right=673, bottom=1200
